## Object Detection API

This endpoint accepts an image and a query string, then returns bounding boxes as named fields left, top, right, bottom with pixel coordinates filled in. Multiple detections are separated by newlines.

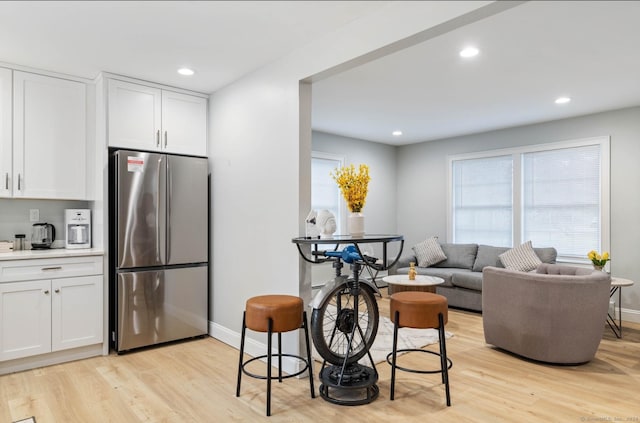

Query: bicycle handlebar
left=313, top=245, right=377, bottom=264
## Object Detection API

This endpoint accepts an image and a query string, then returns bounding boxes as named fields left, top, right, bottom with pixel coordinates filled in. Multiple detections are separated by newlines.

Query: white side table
left=382, top=274, right=444, bottom=295
left=608, top=277, right=634, bottom=338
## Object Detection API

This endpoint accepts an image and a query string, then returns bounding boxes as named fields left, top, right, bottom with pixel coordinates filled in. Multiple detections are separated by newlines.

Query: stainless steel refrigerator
left=110, top=149, right=208, bottom=352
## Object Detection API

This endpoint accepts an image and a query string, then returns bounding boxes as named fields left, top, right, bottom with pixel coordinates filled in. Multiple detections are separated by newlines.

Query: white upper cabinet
left=108, top=79, right=162, bottom=152
left=108, top=78, right=207, bottom=156
left=0, top=68, right=12, bottom=198
left=161, top=90, right=208, bottom=156
left=13, top=71, right=87, bottom=200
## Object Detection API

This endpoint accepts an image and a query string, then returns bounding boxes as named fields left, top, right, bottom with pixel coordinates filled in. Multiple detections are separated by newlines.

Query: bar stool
left=236, top=294, right=315, bottom=416
left=386, top=291, right=452, bottom=406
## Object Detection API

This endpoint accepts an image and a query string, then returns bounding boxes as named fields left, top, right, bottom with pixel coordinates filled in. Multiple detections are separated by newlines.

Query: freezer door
left=166, top=155, right=208, bottom=265
left=116, top=151, right=167, bottom=268
left=116, top=266, right=208, bottom=352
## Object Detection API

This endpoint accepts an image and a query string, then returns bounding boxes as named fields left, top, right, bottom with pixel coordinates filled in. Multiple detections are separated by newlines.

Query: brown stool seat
left=236, top=294, right=315, bottom=416
left=390, top=291, right=448, bottom=329
left=387, top=291, right=451, bottom=406
left=246, top=295, right=303, bottom=333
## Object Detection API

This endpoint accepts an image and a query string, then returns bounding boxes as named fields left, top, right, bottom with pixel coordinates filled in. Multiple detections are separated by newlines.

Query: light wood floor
left=2, top=290, right=639, bottom=422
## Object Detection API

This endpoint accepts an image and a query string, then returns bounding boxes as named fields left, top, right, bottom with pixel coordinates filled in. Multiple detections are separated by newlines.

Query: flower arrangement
left=587, top=250, right=610, bottom=268
left=332, top=164, right=370, bottom=213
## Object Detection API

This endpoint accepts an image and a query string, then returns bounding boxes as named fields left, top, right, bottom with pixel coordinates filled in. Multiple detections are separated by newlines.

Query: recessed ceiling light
left=459, top=47, right=479, bottom=58
left=392, top=130, right=403, bottom=136
left=177, top=67, right=195, bottom=76
left=555, top=97, right=571, bottom=104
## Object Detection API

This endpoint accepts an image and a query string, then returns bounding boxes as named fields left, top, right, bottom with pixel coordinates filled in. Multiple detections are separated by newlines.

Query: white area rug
left=313, top=314, right=453, bottom=365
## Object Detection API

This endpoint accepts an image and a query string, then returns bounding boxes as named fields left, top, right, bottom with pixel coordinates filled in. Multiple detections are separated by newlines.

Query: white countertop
left=0, top=248, right=105, bottom=261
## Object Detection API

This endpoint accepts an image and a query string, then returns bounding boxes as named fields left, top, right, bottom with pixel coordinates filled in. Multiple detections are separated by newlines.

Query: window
left=312, top=152, right=344, bottom=233
left=452, top=155, right=513, bottom=246
left=448, top=137, right=609, bottom=262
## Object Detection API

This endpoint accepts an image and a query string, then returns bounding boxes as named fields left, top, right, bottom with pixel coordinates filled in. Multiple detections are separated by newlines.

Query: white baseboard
left=620, top=307, right=640, bottom=324
left=209, top=321, right=308, bottom=375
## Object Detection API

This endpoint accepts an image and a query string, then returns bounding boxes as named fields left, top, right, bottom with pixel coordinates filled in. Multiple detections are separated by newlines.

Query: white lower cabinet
left=0, top=255, right=103, bottom=363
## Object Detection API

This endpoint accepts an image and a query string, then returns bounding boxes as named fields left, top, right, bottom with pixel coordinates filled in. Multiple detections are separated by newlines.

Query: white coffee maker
left=65, top=209, right=91, bottom=249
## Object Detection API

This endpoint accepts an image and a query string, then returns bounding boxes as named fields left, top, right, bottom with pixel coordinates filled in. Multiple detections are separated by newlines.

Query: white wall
left=312, top=131, right=397, bottom=237
left=397, top=106, right=640, bottom=321
left=0, top=198, right=89, bottom=247
left=207, top=1, right=500, bottom=358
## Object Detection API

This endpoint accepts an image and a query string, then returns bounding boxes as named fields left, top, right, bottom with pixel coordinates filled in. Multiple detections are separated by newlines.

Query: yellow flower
left=587, top=250, right=610, bottom=267
left=332, top=164, right=370, bottom=213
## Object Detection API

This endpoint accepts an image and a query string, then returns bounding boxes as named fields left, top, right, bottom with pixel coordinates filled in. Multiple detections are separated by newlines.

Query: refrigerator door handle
left=156, top=158, right=162, bottom=264
left=166, top=159, right=172, bottom=261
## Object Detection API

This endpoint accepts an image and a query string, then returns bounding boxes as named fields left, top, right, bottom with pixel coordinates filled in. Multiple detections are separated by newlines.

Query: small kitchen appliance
left=31, top=223, right=55, bottom=249
left=65, top=209, right=91, bottom=249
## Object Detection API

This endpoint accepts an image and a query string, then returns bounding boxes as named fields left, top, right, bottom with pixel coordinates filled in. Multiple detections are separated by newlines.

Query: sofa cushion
left=432, top=243, right=478, bottom=270
left=472, top=245, right=509, bottom=272
left=499, top=241, right=542, bottom=271
left=473, top=245, right=557, bottom=272
left=534, top=247, right=557, bottom=264
left=451, top=271, right=484, bottom=291
left=412, top=236, right=447, bottom=267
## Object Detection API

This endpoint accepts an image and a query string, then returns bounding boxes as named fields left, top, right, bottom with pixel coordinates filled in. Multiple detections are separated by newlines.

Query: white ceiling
left=1, top=1, right=638, bottom=147
left=0, top=1, right=387, bottom=92
left=313, top=1, right=640, bottom=145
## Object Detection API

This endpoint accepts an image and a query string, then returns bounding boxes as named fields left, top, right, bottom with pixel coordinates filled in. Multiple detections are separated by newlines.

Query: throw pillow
left=412, top=236, right=447, bottom=267
left=499, top=240, right=542, bottom=272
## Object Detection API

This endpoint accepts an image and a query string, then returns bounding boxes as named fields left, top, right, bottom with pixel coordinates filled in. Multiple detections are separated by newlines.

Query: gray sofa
left=482, top=264, right=611, bottom=364
left=390, top=243, right=557, bottom=311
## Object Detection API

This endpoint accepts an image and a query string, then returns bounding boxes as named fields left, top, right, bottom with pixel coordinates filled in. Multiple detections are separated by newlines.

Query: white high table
left=608, top=277, right=634, bottom=338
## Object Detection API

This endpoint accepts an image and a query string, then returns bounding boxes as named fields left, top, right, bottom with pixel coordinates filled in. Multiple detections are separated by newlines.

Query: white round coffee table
left=382, top=274, right=444, bottom=295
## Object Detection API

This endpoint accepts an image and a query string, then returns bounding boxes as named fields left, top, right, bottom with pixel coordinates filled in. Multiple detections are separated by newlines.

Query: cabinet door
left=13, top=71, right=87, bottom=199
left=51, top=275, right=103, bottom=352
left=0, top=280, right=52, bottom=361
left=0, top=67, right=11, bottom=198
left=108, top=79, right=162, bottom=151
left=161, top=90, right=207, bottom=156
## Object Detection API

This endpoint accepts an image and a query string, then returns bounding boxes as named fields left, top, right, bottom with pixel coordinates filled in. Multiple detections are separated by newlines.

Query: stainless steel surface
left=116, top=151, right=166, bottom=268
left=116, top=266, right=208, bottom=351
left=113, top=149, right=209, bottom=352
left=31, top=222, right=55, bottom=249
left=166, top=155, right=208, bottom=265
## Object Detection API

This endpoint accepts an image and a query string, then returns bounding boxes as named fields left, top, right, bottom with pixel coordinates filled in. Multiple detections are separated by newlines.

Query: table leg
left=606, top=286, right=622, bottom=338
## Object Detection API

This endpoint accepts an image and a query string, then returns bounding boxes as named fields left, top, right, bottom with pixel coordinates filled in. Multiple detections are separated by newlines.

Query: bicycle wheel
left=311, top=282, right=379, bottom=366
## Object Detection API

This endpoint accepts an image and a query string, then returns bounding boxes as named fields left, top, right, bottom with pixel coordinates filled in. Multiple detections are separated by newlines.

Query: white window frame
left=311, top=151, right=346, bottom=234
left=447, top=136, right=610, bottom=263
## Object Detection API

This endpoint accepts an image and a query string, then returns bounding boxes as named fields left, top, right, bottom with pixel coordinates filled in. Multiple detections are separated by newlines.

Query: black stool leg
left=278, top=332, right=283, bottom=383
left=390, top=310, right=400, bottom=400
left=302, top=311, right=315, bottom=398
left=267, top=317, right=273, bottom=416
left=438, top=313, right=451, bottom=406
left=236, top=311, right=247, bottom=397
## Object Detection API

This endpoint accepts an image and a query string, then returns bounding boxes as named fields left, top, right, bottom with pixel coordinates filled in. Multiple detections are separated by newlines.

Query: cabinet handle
left=41, top=266, right=62, bottom=271
left=17, top=174, right=21, bottom=191
left=156, top=130, right=160, bottom=147
left=4, top=173, right=7, bottom=190
left=44, top=290, right=50, bottom=294
left=164, top=131, right=168, bottom=148
left=55, top=289, right=60, bottom=293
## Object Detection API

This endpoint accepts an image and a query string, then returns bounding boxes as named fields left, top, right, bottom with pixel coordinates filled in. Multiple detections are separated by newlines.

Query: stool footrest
left=386, top=349, right=453, bottom=374
left=242, top=354, right=311, bottom=380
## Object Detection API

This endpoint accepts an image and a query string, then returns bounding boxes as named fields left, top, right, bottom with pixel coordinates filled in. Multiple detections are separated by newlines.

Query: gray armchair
left=482, top=263, right=611, bottom=364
